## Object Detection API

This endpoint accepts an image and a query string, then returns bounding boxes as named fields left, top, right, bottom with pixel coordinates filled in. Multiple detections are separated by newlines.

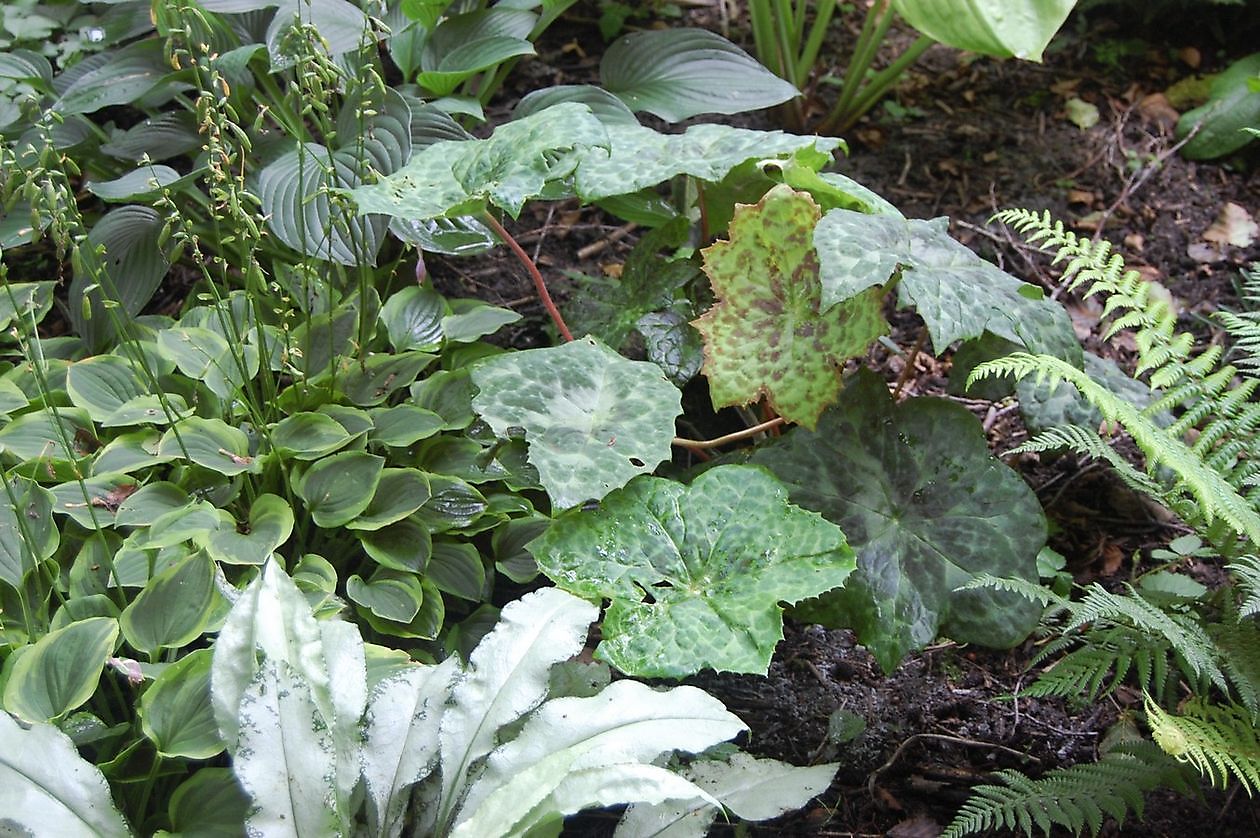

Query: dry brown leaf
left=1203, top=202, right=1258, bottom=248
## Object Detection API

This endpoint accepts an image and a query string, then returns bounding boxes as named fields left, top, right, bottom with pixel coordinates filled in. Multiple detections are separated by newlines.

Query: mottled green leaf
left=471, top=336, right=681, bottom=509
left=530, top=465, right=855, bottom=677
left=693, top=185, right=888, bottom=429
left=750, top=369, right=1045, bottom=671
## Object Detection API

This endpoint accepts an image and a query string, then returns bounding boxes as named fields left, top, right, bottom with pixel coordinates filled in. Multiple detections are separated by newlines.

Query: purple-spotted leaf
left=692, top=185, right=888, bottom=429
left=470, top=336, right=680, bottom=510
left=528, top=465, right=855, bottom=678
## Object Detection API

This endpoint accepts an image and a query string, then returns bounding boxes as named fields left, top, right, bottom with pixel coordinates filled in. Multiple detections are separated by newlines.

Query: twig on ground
left=672, top=417, right=787, bottom=450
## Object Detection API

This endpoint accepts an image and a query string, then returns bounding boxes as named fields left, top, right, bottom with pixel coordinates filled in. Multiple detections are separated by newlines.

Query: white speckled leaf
left=471, top=336, right=681, bottom=510
left=529, top=465, right=855, bottom=677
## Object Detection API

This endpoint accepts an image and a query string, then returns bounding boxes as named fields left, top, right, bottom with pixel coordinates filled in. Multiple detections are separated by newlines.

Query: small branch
left=483, top=211, right=573, bottom=342
left=673, top=417, right=786, bottom=450
left=867, top=733, right=1039, bottom=799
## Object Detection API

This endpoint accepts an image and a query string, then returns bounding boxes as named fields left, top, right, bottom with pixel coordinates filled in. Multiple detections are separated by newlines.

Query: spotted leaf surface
left=814, top=210, right=1079, bottom=363
left=692, top=185, right=888, bottom=429
left=529, top=465, right=855, bottom=677
left=470, top=336, right=680, bottom=510
left=751, top=369, right=1045, bottom=671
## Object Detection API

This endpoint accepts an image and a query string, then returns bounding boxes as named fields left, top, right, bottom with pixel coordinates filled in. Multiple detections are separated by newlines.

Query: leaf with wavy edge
left=471, top=336, right=681, bottom=510
left=693, top=185, right=888, bottom=429
left=751, top=369, right=1045, bottom=671
left=529, top=464, right=855, bottom=677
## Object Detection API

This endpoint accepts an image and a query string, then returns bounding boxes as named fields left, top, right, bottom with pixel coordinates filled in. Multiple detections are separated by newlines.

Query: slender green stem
left=793, top=0, right=837, bottom=86
left=825, top=34, right=934, bottom=134
left=825, top=0, right=894, bottom=133
left=481, top=212, right=573, bottom=343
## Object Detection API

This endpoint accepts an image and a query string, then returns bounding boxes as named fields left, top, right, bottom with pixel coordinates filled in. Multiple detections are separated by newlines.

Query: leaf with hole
left=749, top=369, right=1046, bottom=671
left=530, top=464, right=855, bottom=677
left=693, top=185, right=888, bottom=429
left=471, top=335, right=681, bottom=509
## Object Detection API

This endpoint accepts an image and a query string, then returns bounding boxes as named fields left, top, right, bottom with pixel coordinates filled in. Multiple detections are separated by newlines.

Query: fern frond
left=1146, top=695, right=1260, bottom=794
left=942, top=742, right=1184, bottom=838
left=1208, top=620, right=1260, bottom=720
left=1229, top=554, right=1260, bottom=617
left=958, top=573, right=1069, bottom=610
left=1026, top=626, right=1172, bottom=703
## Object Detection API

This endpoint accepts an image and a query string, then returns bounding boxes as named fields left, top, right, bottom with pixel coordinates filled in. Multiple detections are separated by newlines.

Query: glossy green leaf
left=600, top=28, right=798, bottom=121
left=3, top=617, right=118, bottom=723
left=140, top=649, right=222, bottom=759
left=166, top=768, right=251, bottom=838
left=206, top=494, right=294, bottom=566
left=86, top=165, right=188, bottom=202
left=348, top=570, right=425, bottom=623
left=368, top=404, right=445, bottom=447
left=413, top=473, right=488, bottom=532
left=0, top=476, right=57, bottom=588
left=693, top=185, right=888, bottom=429
left=0, top=712, right=129, bottom=837
left=427, top=540, right=485, bottom=601
left=892, top=0, right=1075, bottom=61
left=120, top=551, right=217, bottom=655
left=53, top=39, right=168, bottom=115
left=271, top=411, right=352, bottom=460
left=88, top=430, right=175, bottom=475
left=100, top=394, right=191, bottom=428
left=813, top=210, right=1079, bottom=362
left=750, top=369, right=1046, bottom=671
left=296, top=451, right=386, bottom=528
left=330, top=351, right=436, bottom=407
left=359, top=575, right=444, bottom=639
left=531, top=465, right=853, bottom=677
left=359, top=516, right=433, bottom=573
left=493, top=516, right=547, bottom=583
left=443, top=299, right=521, bottom=343
left=471, top=335, right=681, bottom=509
left=380, top=285, right=449, bottom=352
left=1177, top=53, right=1260, bottom=159
left=159, top=417, right=257, bottom=476
left=100, top=111, right=201, bottom=162
left=411, top=369, right=477, bottom=430
left=69, top=205, right=169, bottom=351
left=348, top=468, right=432, bottom=531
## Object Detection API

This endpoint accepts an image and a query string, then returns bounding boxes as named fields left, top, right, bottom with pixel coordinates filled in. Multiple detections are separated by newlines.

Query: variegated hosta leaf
left=750, top=369, right=1045, bottom=671
left=693, top=185, right=888, bottom=429
left=529, top=464, right=855, bottom=677
left=349, top=102, right=609, bottom=221
left=470, top=336, right=681, bottom=510
left=813, top=210, right=1080, bottom=364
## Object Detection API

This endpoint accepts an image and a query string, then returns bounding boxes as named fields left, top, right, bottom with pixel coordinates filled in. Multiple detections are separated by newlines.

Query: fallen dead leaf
left=1066, top=188, right=1096, bottom=206
left=1179, top=46, right=1202, bottom=69
left=1137, top=92, right=1180, bottom=129
left=1124, top=232, right=1145, bottom=251
left=1203, top=202, right=1258, bottom=248
left=889, top=815, right=941, bottom=838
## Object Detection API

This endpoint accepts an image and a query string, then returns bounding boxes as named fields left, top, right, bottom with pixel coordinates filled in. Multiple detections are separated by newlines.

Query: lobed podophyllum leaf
left=813, top=210, right=1080, bottom=363
left=750, top=369, right=1046, bottom=671
left=0, top=712, right=130, bottom=837
left=471, top=335, right=681, bottom=509
left=693, top=185, right=888, bottom=429
left=530, top=465, right=855, bottom=678
left=892, top=0, right=1076, bottom=62
left=350, top=102, right=608, bottom=221
left=599, top=28, right=799, bottom=122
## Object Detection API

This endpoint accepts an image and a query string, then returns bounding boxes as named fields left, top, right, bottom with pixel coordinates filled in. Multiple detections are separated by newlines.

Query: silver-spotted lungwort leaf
left=529, top=464, right=856, bottom=677
left=813, top=210, right=1080, bottom=364
left=750, top=369, right=1045, bottom=671
left=471, top=336, right=681, bottom=510
left=350, top=102, right=609, bottom=222
left=693, top=185, right=889, bottom=429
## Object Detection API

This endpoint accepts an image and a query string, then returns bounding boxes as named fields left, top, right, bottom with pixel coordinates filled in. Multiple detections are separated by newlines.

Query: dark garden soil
left=422, top=2, right=1260, bottom=835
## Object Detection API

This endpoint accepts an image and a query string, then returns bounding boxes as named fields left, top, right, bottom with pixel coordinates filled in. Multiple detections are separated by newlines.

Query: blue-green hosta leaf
left=65, top=355, right=147, bottom=423
left=259, top=0, right=375, bottom=69
left=139, top=649, right=223, bottom=759
left=50, top=473, right=139, bottom=529
left=359, top=516, right=433, bottom=573
left=350, top=102, right=608, bottom=221
left=0, top=282, right=55, bottom=332
left=750, top=369, right=1046, bottom=671
left=166, top=768, right=251, bottom=838
left=158, top=417, right=258, bottom=476
left=368, top=404, right=445, bottom=447
left=205, top=494, right=294, bottom=565
left=813, top=210, right=1079, bottom=362
left=114, top=482, right=189, bottom=528
left=0, top=407, right=95, bottom=463
left=100, top=394, right=191, bottom=427
left=575, top=123, right=840, bottom=201
left=86, top=164, right=192, bottom=202
left=270, top=411, right=352, bottom=460
left=442, top=299, right=521, bottom=343
left=516, top=84, right=640, bottom=126
left=0, top=476, right=57, bottom=588
left=892, top=0, right=1076, bottom=61
left=0, top=712, right=130, bottom=837
left=157, top=325, right=258, bottom=400
left=69, top=205, right=170, bottom=352
left=120, top=551, right=217, bottom=656
left=295, top=450, right=385, bottom=528
left=99, top=110, right=201, bottom=162
left=3, top=617, right=119, bottom=723
left=471, top=335, right=681, bottom=510
left=693, top=185, right=889, bottom=429
left=530, top=465, right=854, bottom=677
left=52, top=39, right=169, bottom=115
left=600, top=28, right=798, bottom=122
